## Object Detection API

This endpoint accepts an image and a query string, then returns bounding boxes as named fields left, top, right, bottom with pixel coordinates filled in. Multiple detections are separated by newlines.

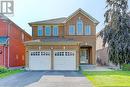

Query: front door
left=80, top=49, right=89, bottom=64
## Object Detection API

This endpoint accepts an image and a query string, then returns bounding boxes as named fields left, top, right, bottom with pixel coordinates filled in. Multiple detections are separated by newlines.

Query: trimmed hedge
left=0, top=66, right=8, bottom=73
left=122, top=64, right=130, bottom=71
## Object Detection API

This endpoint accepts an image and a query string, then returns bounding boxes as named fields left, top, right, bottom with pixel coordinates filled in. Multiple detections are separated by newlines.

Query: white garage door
left=54, top=51, right=76, bottom=70
left=29, top=51, right=51, bottom=70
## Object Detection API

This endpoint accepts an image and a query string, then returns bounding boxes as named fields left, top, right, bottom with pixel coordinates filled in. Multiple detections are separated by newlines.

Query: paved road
left=0, top=71, right=93, bottom=87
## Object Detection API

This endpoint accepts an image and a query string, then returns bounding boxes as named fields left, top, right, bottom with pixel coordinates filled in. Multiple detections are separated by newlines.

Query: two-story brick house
left=0, top=14, right=32, bottom=67
left=25, top=8, right=99, bottom=70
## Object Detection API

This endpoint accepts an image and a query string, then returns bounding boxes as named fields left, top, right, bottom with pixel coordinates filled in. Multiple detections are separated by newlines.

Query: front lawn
left=0, top=69, right=24, bottom=78
left=83, top=71, right=130, bottom=87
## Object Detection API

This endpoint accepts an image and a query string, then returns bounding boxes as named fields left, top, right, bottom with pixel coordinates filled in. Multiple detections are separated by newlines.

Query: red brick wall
left=7, top=23, right=31, bottom=67
left=0, top=19, right=8, bottom=36
left=9, top=39, right=25, bottom=67
left=0, top=18, right=32, bottom=67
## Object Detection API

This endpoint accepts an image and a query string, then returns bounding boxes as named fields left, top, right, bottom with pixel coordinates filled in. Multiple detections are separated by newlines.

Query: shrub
left=122, top=64, right=130, bottom=71
left=0, top=66, right=8, bottom=73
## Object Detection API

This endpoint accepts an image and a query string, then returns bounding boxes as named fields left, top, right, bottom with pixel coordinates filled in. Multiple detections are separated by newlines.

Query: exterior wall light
left=51, top=46, right=53, bottom=50
left=63, top=46, right=66, bottom=50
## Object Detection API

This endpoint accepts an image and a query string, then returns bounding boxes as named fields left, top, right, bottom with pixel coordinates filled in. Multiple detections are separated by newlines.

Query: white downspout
left=4, top=45, right=5, bottom=66
left=7, top=22, right=11, bottom=68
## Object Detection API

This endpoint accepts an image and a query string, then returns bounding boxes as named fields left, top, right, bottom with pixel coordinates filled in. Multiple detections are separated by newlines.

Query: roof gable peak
left=29, top=8, right=99, bottom=26
left=65, top=8, right=99, bottom=25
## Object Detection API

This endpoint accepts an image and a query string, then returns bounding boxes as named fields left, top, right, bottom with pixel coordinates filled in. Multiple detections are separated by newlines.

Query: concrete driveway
left=0, top=71, right=93, bottom=87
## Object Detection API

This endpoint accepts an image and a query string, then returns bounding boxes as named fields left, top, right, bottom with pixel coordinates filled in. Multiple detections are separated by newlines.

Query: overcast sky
left=8, top=0, right=130, bottom=35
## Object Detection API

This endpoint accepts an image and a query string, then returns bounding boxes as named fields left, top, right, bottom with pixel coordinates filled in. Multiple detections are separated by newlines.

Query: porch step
left=80, top=65, right=114, bottom=71
left=80, top=65, right=96, bottom=71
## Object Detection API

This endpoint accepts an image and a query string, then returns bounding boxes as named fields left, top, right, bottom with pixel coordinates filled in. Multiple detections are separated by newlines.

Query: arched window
left=77, top=19, right=83, bottom=35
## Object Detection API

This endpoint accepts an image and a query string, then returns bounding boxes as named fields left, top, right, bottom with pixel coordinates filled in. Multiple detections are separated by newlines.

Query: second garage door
left=54, top=51, right=76, bottom=70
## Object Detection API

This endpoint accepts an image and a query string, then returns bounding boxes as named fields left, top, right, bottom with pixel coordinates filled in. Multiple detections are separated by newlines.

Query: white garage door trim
left=29, top=51, right=51, bottom=70
left=53, top=50, right=76, bottom=70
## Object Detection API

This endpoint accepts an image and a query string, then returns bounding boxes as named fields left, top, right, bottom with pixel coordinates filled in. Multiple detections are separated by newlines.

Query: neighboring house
left=25, top=8, right=99, bottom=70
left=96, top=33, right=108, bottom=66
left=0, top=14, right=32, bottom=67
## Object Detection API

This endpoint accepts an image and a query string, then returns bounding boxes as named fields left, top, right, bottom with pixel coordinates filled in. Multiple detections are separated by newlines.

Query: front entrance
left=80, top=48, right=89, bottom=64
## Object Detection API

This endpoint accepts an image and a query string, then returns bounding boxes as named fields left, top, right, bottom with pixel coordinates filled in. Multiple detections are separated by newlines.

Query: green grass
left=83, top=71, right=130, bottom=87
left=0, top=69, right=24, bottom=78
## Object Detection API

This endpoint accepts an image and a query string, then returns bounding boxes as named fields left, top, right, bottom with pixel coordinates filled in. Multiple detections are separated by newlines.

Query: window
left=37, top=26, right=43, bottom=36
left=22, top=33, right=24, bottom=41
left=31, top=51, right=50, bottom=56
left=69, top=25, right=75, bottom=35
left=55, top=52, right=64, bottom=56
left=45, top=26, right=51, bottom=36
left=85, top=25, right=91, bottom=35
left=77, top=19, right=83, bottom=35
left=53, top=26, right=58, bottom=36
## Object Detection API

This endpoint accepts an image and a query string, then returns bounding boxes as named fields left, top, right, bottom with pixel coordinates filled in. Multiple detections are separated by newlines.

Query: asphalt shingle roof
left=29, top=8, right=99, bottom=26
left=41, top=37, right=77, bottom=42
left=29, top=17, right=67, bottom=25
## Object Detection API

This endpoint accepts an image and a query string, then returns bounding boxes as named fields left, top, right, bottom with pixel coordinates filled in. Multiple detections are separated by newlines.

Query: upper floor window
left=22, top=32, right=24, bottom=41
left=77, top=19, right=83, bottom=35
left=69, top=25, right=75, bottom=35
left=53, top=26, right=58, bottom=36
left=85, top=25, right=91, bottom=35
left=37, top=26, right=43, bottom=36
left=45, top=26, right=51, bottom=36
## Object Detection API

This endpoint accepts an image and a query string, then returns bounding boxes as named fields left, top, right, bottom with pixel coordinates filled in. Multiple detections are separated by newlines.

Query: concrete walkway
left=85, top=66, right=114, bottom=71
left=26, top=75, right=92, bottom=87
left=0, top=71, right=93, bottom=87
left=80, top=65, right=115, bottom=71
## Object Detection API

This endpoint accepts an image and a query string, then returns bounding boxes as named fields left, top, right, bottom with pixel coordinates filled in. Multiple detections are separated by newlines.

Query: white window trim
left=45, top=25, right=51, bottom=36
left=85, top=25, right=91, bottom=35
left=69, top=25, right=75, bottom=35
left=76, top=20, right=83, bottom=35
left=53, top=25, right=59, bottom=36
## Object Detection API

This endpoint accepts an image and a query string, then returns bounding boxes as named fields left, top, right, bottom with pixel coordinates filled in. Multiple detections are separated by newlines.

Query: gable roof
left=29, top=17, right=67, bottom=25
left=65, top=8, right=99, bottom=25
left=0, top=36, right=8, bottom=45
left=29, top=8, right=99, bottom=26
left=0, top=14, right=31, bottom=36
